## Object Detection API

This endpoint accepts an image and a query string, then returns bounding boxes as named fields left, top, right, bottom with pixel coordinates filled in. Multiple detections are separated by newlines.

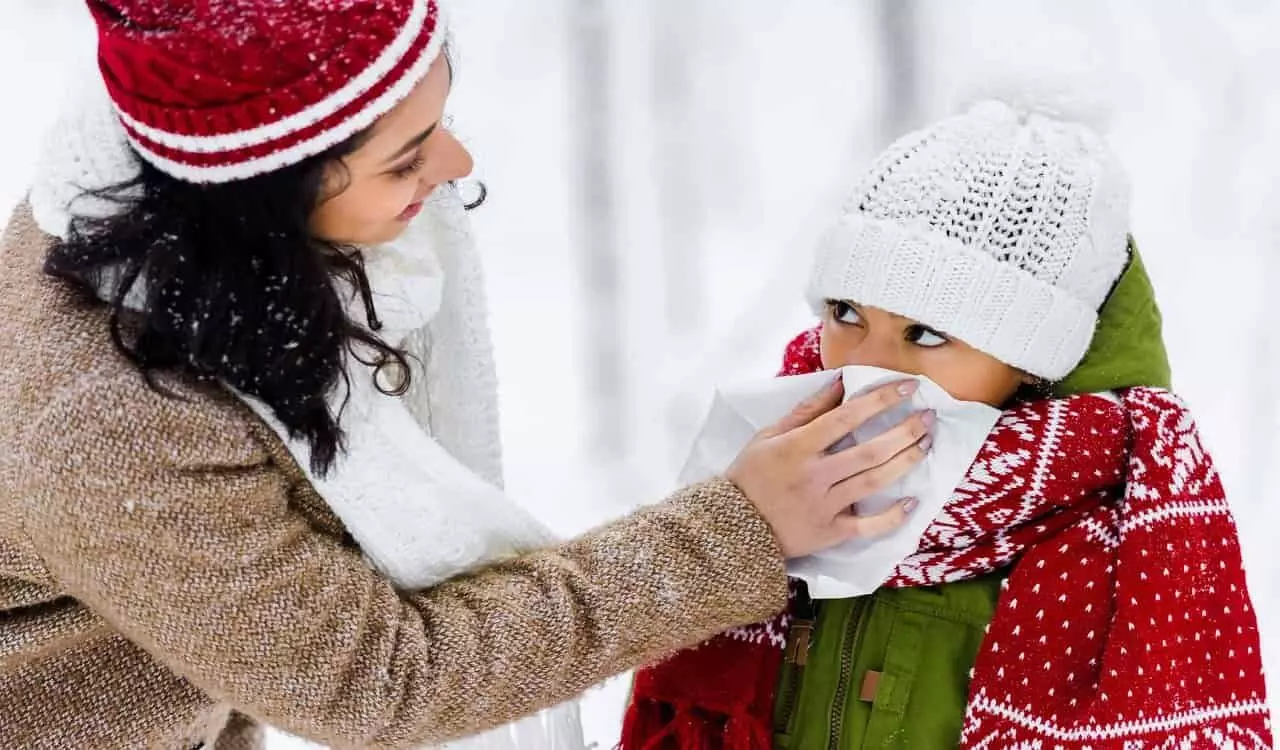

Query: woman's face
left=820, top=300, right=1029, bottom=407
left=310, top=53, right=472, bottom=246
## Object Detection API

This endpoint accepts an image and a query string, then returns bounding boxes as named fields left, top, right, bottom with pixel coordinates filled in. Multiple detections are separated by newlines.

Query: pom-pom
left=950, top=31, right=1117, bottom=133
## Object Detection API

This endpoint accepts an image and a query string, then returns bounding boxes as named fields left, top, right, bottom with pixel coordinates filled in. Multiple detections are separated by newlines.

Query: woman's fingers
left=829, top=499, right=916, bottom=544
left=826, top=435, right=930, bottom=511
left=757, top=377, right=844, bottom=440
left=815, top=409, right=934, bottom=493
left=795, top=379, right=918, bottom=454
left=725, top=376, right=932, bottom=559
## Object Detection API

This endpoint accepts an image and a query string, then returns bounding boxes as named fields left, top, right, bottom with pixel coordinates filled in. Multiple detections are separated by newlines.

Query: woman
left=0, top=1, right=933, bottom=748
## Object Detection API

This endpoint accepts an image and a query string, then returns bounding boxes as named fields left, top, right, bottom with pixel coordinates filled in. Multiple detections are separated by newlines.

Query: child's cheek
left=818, top=320, right=846, bottom=371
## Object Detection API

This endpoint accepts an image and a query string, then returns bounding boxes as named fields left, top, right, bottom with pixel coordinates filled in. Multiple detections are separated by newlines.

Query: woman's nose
left=424, top=128, right=474, bottom=185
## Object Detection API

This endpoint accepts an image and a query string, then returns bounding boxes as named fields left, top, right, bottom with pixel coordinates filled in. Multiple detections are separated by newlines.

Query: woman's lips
left=397, top=200, right=424, bottom=221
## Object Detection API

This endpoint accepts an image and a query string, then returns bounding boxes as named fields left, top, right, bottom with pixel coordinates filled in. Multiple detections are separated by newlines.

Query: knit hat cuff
left=114, top=0, right=446, bottom=183
left=805, top=214, right=1098, bottom=381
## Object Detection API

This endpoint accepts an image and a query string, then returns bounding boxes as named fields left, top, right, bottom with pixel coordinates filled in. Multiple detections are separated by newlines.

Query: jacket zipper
left=775, top=589, right=817, bottom=733
left=828, top=597, right=869, bottom=750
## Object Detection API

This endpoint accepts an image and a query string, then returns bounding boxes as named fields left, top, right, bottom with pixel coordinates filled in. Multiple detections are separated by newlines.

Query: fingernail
left=919, top=435, right=934, bottom=453
left=903, top=498, right=920, bottom=514
left=922, top=409, right=937, bottom=428
left=897, top=380, right=919, bottom=397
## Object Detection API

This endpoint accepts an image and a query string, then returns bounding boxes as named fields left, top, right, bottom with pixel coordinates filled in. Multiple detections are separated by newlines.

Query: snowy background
left=2, top=1, right=1277, bottom=746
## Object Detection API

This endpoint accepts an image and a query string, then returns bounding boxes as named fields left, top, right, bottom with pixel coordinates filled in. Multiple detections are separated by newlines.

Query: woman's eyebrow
left=382, top=122, right=439, bottom=166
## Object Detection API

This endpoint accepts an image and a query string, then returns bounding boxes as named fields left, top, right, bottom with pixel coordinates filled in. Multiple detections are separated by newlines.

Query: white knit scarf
left=29, top=76, right=585, bottom=750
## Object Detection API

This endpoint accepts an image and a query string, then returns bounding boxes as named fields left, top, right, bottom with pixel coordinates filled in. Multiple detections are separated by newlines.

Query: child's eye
left=389, top=155, right=426, bottom=180
left=828, top=300, right=863, bottom=326
left=906, top=325, right=949, bottom=348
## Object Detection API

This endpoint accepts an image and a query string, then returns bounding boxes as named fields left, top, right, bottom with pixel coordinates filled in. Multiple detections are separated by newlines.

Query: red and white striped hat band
left=89, top=0, right=446, bottom=184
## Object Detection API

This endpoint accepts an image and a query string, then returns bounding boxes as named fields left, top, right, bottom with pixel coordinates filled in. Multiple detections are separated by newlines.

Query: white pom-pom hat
left=806, top=97, right=1132, bottom=381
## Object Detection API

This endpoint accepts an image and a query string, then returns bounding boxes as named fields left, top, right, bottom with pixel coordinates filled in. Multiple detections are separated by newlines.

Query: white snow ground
left=1, top=1, right=1276, bottom=747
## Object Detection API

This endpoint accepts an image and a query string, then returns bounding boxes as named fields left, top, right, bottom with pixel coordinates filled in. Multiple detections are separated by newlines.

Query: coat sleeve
left=17, top=373, right=789, bottom=749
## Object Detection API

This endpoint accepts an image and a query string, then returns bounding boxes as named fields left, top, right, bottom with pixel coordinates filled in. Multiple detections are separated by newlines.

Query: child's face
left=820, top=300, right=1028, bottom=407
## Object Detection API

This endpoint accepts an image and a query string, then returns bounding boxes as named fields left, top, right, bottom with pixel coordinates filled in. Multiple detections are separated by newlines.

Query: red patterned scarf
left=620, top=329, right=1272, bottom=749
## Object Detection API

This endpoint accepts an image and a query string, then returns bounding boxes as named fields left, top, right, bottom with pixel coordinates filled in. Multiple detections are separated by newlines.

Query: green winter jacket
left=772, top=242, right=1172, bottom=749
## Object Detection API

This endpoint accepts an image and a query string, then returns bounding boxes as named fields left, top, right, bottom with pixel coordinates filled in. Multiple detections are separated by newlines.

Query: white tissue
left=679, top=366, right=1000, bottom=599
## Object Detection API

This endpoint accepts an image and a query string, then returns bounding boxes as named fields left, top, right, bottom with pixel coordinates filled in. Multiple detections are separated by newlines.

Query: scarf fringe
left=619, top=700, right=772, bottom=750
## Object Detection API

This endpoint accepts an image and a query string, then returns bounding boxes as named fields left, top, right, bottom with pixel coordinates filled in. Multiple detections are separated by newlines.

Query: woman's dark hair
left=45, top=135, right=483, bottom=476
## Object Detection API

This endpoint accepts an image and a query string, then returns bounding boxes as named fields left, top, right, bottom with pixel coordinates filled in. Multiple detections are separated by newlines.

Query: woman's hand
left=726, top=378, right=931, bottom=558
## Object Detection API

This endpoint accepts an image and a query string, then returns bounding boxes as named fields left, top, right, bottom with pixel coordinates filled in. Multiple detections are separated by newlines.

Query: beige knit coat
left=0, top=204, right=789, bottom=749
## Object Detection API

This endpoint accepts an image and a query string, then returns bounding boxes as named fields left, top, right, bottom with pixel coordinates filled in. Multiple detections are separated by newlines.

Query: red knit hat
left=87, top=0, right=447, bottom=184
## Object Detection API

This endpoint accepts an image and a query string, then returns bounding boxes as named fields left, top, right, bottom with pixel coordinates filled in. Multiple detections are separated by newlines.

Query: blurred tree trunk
left=651, top=0, right=704, bottom=336
left=1249, top=219, right=1279, bottom=516
left=571, top=0, right=625, bottom=456
left=877, top=0, right=919, bottom=142
left=651, top=0, right=708, bottom=460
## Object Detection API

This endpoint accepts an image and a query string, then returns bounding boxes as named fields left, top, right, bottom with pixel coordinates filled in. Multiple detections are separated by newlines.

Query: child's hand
left=726, top=377, right=930, bottom=558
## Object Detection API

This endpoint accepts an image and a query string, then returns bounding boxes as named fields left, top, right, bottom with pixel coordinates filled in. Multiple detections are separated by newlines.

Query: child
left=620, top=99, right=1272, bottom=748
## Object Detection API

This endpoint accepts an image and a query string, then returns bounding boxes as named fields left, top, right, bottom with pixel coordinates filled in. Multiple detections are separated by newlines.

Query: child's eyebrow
left=888, top=310, right=951, bottom=336
left=825, top=299, right=950, bottom=335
